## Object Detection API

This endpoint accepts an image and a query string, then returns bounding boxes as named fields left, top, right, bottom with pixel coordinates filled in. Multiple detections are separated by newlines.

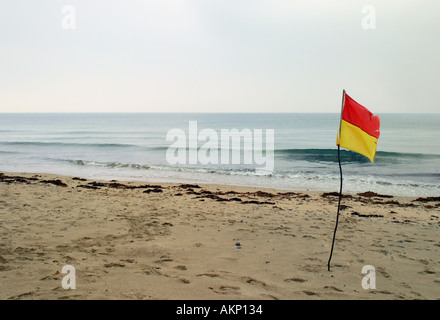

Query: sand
left=0, top=171, right=439, bottom=300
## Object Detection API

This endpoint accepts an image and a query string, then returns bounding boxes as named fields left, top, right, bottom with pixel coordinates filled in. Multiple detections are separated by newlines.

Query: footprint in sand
left=179, top=278, right=190, bottom=284
left=376, top=266, right=391, bottom=279
left=420, top=269, right=436, bottom=275
left=174, top=265, right=187, bottom=271
left=197, top=273, right=220, bottom=278
left=210, top=285, right=241, bottom=295
left=154, top=258, right=173, bottom=264
left=302, top=290, right=318, bottom=296
left=260, top=293, right=279, bottom=300
left=284, top=277, right=307, bottom=283
left=324, top=285, right=344, bottom=293
left=104, top=262, right=125, bottom=268
left=240, top=276, right=272, bottom=290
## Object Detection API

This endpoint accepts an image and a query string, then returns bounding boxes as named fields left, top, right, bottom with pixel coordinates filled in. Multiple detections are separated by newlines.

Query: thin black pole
left=328, top=145, right=343, bottom=271
left=328, top=89, right=345, bottom=272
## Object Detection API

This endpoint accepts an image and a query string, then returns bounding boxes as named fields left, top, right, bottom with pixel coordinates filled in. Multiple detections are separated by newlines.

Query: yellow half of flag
left=337, top=119, right=378, bottom=162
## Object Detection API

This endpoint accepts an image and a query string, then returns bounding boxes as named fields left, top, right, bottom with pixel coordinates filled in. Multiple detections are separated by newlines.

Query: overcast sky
left=1, top=1, right=439, bottom=113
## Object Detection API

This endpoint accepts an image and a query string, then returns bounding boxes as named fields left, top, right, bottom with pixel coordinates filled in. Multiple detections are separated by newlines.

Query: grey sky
left=1, top=1, right=439, bottom=113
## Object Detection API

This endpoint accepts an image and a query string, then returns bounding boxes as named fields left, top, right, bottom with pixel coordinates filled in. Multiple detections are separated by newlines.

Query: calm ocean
left=0, top=113, right=439, bottom=196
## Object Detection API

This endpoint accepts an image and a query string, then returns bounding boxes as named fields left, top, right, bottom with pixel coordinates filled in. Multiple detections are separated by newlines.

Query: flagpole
left=328, top=89, right=345, bottom=271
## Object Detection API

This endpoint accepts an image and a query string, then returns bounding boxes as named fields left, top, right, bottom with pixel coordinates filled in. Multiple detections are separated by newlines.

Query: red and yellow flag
left=337, top=91, right=380, bottom=162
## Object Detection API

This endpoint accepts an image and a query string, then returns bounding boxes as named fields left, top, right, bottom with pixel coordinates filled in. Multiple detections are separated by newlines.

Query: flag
left=328, top=90, right=381, bottom=271
left=336, top=91, right=380, bottom=162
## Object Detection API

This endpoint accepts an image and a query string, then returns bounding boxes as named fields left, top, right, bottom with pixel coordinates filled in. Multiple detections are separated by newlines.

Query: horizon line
left=1, top=111, right=439, bottom=114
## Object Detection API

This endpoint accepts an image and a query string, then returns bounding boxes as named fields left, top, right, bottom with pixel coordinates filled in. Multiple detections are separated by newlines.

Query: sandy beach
left=0, top=171, right=439, bottom=300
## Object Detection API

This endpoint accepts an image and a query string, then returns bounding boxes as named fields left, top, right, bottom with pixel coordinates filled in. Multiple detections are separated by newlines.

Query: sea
left=0, top=113, right=439, bottom=197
